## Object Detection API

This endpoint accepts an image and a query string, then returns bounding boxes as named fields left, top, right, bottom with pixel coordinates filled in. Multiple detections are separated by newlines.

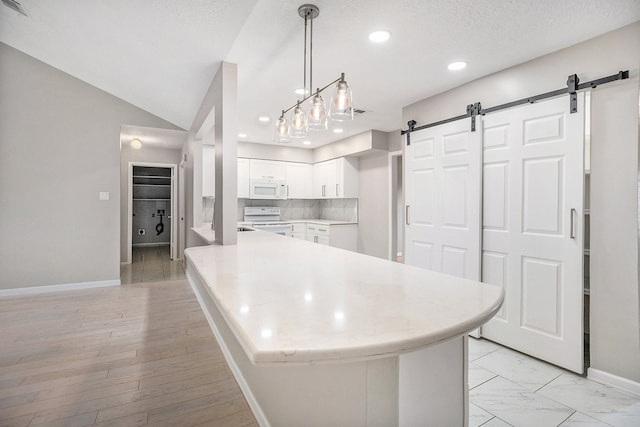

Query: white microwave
left=249, top=179, right=287, bottom=199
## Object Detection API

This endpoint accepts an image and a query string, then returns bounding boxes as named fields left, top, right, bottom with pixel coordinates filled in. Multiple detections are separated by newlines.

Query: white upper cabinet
left=285, top=162, right=313, bottom=198
left=313, top=157, right=359, bottom=198
left=202, top=145, right=215, bottom=197
left=249, top=159, right=286, bottom=180
left=237, top=158, right=250, bottom=198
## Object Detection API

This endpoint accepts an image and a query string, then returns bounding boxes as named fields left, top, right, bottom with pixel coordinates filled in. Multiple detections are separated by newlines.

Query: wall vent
left=2, top=0, right=28, bottom=16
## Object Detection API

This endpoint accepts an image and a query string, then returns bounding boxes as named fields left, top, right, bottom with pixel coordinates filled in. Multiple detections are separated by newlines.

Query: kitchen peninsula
left=185, top=230, right=503, bottom=426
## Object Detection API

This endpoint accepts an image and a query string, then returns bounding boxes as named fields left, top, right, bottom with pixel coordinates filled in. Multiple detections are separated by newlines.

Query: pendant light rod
left=309, top=9, right=313, bottom=96
left=303, top=11, right=307, bottom=98
left=280, top=74, right=343, bottom=115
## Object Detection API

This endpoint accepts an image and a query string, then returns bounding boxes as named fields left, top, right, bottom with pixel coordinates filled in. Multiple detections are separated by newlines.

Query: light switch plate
left=99, top=191, right=110, bottom=201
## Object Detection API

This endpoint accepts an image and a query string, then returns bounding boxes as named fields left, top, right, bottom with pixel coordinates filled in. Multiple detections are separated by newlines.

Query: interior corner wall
left=120, top=145, right=183, bottom=262
left=387, top=130, right=403, bottom=153
left=358, top=153, right=390, bottom=260
left=0, top=42, right=182, bottom=290
left=402, top=22, right=640, bottom=382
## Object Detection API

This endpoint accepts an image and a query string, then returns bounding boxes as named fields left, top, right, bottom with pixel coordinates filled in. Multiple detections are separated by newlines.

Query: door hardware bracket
left=566, top=74, right=579, bottom=114
left=467, top=102, right=482, bottom=132
left=405, top=120, right=417, bottom=145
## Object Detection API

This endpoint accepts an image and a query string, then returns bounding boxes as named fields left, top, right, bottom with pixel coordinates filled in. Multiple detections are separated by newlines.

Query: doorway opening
left=389, top=150, right=404, bottom=263
left=122, top=162, right=183, bottom=284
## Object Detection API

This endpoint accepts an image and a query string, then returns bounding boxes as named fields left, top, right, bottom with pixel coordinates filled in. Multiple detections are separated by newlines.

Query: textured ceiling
left=2, top=0, right=639, bottom=148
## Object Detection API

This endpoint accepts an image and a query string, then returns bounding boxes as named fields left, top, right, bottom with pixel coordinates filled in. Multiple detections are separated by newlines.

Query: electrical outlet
left=99, top=191, right=110, bottom=201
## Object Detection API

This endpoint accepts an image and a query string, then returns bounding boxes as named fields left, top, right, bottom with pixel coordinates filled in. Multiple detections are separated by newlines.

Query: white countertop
left=191, top=224, right=216, bottom=244
left=289, top=219, right=357, bottom=226
left=185, top=231, right=504, bottom=366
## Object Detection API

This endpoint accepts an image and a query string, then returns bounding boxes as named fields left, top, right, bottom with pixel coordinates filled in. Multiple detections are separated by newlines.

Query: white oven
left=249, top=179, right=287, bottom=199
left=244, top=207, right=292, bottom=237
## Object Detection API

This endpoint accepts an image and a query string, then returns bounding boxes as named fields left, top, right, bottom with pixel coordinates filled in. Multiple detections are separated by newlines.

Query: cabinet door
left=324, top=160, right=338, bottom=198
left=285, top=163, right=312, bottom=198
left=237, top=158, right=250, bottom=198
left=313, top=162, right=328, bottom=198
left=316, top=235, right=330, bottom=246
left=202, top=146, right=215, bottom=197
left=250, top=159, right=285, bottom=180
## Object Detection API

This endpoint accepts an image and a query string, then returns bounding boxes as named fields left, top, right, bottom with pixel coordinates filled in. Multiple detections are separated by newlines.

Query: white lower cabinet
left=306, top=223, right=357, bottom=252
left=291, top=223, right=307, bottom=240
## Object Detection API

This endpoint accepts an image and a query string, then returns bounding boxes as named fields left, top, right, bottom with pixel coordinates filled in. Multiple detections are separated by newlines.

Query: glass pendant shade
left=274, top=113, right=291, bottom=143
left=307, top=90, right=328, bottom=131
left=329, top=74, right=353, bottom=121
left=290, top=101, right=308, bottom=138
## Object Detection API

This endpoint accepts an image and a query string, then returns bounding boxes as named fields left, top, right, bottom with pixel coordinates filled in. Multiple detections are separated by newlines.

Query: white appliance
left=244, top=207, right=292, bottom=236
left=249, top=179, right=287, bottom=199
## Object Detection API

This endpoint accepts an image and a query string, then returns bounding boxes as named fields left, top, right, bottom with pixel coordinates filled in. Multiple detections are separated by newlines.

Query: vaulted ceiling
left=2, top=0, right=639, bottom=148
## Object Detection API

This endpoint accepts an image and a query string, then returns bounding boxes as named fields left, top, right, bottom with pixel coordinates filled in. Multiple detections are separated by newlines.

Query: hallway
left=120, top=246, right=185, bottom=284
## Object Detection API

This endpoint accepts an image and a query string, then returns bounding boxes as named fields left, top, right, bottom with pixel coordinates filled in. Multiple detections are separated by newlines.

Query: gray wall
left=238, top=141, right=313, bottom=163
left=357, top=153, right=391, bottom=259
left=403, top=22, right=640, bottom=382
left=120, top=146, right=183, bottom=261
left=314, top=130, right=388, bottom=163
left=0, top=42, right=181, bottom=289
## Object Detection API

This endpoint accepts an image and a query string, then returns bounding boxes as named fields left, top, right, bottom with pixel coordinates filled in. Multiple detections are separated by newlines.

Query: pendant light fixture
left=274, top=4, right=353, bottom=143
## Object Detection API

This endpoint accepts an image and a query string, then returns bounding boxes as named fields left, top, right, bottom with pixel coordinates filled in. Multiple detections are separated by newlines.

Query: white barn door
left=405, top=118, right=482, bottom=282
left=480, top=94, right=585, bottom=373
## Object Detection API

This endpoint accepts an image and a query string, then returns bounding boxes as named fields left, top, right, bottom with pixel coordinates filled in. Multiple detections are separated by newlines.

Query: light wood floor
left=120, top=246, right=186, bottom=285
left=0, top=280, right=257, bottom=427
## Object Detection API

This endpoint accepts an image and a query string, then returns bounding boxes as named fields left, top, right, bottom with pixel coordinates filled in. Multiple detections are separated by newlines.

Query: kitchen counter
left=184, top=231, right=503, bottom=426
left=289, top=218, right=357, bottom=225
left=191, top=223, right=253, bottom=245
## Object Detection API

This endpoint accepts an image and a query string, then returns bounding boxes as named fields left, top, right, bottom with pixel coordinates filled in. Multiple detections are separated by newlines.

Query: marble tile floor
left=120, top=245, right=186, bottom=284
left=468, top=338, right=640, bottom=427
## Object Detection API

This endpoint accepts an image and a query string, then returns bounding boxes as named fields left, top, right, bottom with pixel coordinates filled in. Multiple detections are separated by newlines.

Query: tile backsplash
left=204, top=198, right=358, bottom=223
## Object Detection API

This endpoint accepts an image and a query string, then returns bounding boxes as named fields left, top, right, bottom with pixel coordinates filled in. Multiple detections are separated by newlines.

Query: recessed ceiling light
left=333, top=128, right=343, bottom=134
left=368, top=30, right=391, bottom=43
left=448, top=61, right=467, bottom=71
left=258, top=116, right=270, bottom=123
left=130, top=138, right=142, bottom=149
left=238, top=133, right=248, bottom=138
left=294, top=88, right=310, bottom=96
left=303, top=140, right=312, bottom=145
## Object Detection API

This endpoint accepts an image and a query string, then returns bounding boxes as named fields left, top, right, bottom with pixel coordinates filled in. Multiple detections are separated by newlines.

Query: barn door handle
left=406, top=205, right=410, bottom=225
left=570, top=208, right=577, bottom=239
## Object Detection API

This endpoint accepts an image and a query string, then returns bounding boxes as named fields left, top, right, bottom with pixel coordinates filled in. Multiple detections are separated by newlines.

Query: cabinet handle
left=263, top=175, right=274, bottom=179
left=570, top=208, right=577, bottom=239
left=322, top=185, right=326, bottom=197
left=336, top=184, right=339, bottom=196
left=287, top=185, right=289, bottom=197
left=406, top=205, right=410, bottom=225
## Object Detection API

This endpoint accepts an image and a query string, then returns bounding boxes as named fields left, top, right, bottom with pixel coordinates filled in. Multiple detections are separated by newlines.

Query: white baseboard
left=186, top=270, right=270, bottom=427
left=587, top=367, right=640, bottom=397
left=0, top=279, right=120, bottom=297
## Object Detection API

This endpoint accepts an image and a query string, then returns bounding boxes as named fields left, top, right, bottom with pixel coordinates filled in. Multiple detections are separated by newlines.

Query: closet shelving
left=132, top=169, right=171, bottom=201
